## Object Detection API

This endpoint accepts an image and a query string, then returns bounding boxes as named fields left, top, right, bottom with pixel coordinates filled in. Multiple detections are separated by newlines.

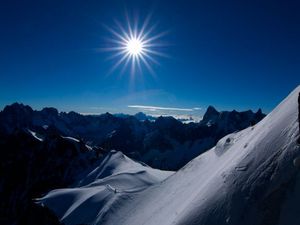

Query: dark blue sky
left=0, top=0, right=299, bottom=118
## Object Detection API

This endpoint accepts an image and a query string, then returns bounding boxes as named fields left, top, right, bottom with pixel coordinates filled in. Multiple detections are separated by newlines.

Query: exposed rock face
left=0, top=128, right=102, bottom=225
left=36, top=85, right=300, bottom=225
left=202, top=105, right=219, bottom=122
left=0, top=103, right=267, bottom=224
left=0, top=103, right=266, bottom=170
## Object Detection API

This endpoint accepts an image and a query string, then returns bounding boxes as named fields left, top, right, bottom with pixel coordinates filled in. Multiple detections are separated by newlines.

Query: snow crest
left=38, top=86, right=300, bottom=225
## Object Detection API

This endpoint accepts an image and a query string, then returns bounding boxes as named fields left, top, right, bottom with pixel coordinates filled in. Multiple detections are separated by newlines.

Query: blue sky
left=0, top=0, right=299, bottom=117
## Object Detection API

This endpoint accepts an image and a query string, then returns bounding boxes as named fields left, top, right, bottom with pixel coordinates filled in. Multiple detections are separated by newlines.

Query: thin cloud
left=128, top=105, right=200, bottom=112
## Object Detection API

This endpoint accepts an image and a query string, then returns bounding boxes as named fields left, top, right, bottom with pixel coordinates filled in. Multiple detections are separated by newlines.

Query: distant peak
left=155, top=115, right=178, bottom=123
left=135, top=112, right=146, bottom=116
left=256, top=108, right=263, bottom=114
left=41, top=107, right=58, bottom=116
left=206, top=105, right=218, bottom=113
left=105, top=112, right=113, bottom=116
left=202, top=105, right=219, bottom=121
left=100, top=112, right=114, bottom=120
left=134, top=112, right=148, bottom=120
left=68, top=111, right=79, bottom=115
left=2, top=102, right=33, bottom=114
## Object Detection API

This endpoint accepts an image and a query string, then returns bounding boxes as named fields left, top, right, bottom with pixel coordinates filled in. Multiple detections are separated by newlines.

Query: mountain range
left=36, top=86, right=300, bottom=225
left=0, top=98, right=277, bottom=225
left=0, top=103, right=265, bottom=171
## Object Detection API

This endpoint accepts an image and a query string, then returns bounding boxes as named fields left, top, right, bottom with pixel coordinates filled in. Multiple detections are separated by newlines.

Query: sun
left=103, top=13, right=167, bottom=75
left=126, top=38, right=144, bottom=56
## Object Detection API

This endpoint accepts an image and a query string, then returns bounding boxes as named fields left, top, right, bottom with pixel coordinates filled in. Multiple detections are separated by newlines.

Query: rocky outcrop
left=0, top=127, right=102, bottom=225
left=0, top=103, right=266, bottom=170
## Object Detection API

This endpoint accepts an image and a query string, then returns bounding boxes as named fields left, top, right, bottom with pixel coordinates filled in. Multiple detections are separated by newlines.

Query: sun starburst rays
left=104, top=13, right=167, bottom=76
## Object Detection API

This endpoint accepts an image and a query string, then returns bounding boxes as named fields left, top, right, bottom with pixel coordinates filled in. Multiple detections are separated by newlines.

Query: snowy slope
left=39, top=86, right=300, bottom=225
left=37, top=150, right=173, bottom=225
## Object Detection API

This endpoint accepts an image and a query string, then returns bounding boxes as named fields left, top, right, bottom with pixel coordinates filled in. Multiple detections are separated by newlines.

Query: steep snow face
left=39, top=86, right=300, bottom=225
left=37, top=150, right=173, bottom=225
left=106, top=86, right=299, bottom=225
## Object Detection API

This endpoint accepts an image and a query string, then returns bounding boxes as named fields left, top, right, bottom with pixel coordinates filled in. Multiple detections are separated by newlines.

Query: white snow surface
left=38, top=86, right=300, bottom=225
left=37, top=150, right=173, bottom=225
left=61, top=136, right=80, bottom=143
left=27, top=129, right=44, bottom=141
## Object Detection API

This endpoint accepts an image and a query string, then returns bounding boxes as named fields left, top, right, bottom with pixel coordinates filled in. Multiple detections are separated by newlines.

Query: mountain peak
left=41, top=107, right=59, bottom=116
left=206, top=105, right=219, bottom=114
left=256, top=108, right=263, bottom=114
left=2, top=102, right=33, bottom=114
left=134, top=112, right=148, bottom=120
left=202, top=105, right=219, bottom=121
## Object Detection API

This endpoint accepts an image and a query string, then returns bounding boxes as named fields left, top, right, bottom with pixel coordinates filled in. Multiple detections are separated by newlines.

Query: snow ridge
left=37, top=150, right=173, bottom=225
left=39, top=86, right=300, bottom=225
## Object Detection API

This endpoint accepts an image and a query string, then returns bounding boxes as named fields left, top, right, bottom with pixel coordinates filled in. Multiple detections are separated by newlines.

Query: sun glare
left=126, top=38, right=144, bottom=56
left=103, top=13, right=167, bottom=75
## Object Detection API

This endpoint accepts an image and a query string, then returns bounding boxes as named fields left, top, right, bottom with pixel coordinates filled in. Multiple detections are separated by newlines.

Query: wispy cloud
left=114, top=89, right=177, bottom=104
left=128, top=105, right=201, bottom=112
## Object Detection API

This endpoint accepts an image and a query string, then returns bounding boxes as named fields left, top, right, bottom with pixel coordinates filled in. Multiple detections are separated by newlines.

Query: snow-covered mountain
left=0, top=103, right=265, bottom=170
left=37, top=150, right=173, bottom=225
left=0, top=101, right=265, bottom=225
left=38, top=85, right=300, bottom=225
